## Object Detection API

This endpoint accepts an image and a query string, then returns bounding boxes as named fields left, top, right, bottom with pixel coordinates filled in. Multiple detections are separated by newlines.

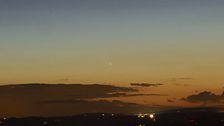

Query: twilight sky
left=1, top=0, right=224, bottom=115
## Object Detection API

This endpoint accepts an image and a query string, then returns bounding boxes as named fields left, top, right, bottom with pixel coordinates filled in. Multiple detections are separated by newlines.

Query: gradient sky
left=1, top=0, right=224, bottom=109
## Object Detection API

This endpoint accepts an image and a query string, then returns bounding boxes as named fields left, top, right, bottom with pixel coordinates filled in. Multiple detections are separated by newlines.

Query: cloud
left=0, top=83, right=137, bottom=99
left=167, top=99, right=175, bottom=103
left=126, top=93, right=168, bottom=96
left=39, top=99, right=88, bottom=104
left=167, top=99, right=174, bottom=102
left=130, top=83, right=164, bottom=87
left=106, top=93, right=167, bottom=97
left=0, top=83, right=165, bottom=117
left=182, top=91, right=224, bottom=103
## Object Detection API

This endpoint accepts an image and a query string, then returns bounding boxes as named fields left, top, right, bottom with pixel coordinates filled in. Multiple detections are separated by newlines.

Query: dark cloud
left=126, top=93, right=167, bottom=97
left=39, top=99, right=89, bottom=104
left=167, top=99, right=175, bottom=103
left=130, top=83, right=164, bottom=87
left=0, top=83, right=136, bottom=100
left=106, top=93, right=167, bottom=97
left=0, top=83, right=165, bottom=117
left=167, top=97, right=177, bottom=103
left=182, top=91, right=224, bottom=103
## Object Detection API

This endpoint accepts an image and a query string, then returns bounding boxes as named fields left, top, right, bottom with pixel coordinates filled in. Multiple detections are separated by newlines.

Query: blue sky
left=1, top=0, right=224, bottom=87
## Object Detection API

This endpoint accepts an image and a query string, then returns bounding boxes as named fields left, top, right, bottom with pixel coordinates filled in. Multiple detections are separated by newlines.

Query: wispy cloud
left=130, top=83, right=164, bottom=87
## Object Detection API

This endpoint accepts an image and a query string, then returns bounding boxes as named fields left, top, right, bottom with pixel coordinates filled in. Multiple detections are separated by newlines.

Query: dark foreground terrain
left=1, top=108, right=224, bottom=126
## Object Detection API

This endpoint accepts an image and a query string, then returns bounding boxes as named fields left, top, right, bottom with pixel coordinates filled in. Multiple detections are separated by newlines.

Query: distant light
left=140, top=115, right=145, bottom=118
left=137, top=113, right=146, bottom=118
left=149, top=114, right=154, bottom=119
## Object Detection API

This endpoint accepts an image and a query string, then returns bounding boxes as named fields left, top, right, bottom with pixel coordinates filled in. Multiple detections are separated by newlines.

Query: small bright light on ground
left=149, top=114, right=154, bottom=119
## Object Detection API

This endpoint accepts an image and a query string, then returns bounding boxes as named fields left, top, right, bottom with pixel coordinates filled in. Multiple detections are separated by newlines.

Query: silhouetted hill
left=1, top=108, right=224, bottom=126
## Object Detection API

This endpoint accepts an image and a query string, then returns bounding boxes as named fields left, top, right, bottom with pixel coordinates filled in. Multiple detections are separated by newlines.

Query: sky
left=1, top=0, right=224, bottom=117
